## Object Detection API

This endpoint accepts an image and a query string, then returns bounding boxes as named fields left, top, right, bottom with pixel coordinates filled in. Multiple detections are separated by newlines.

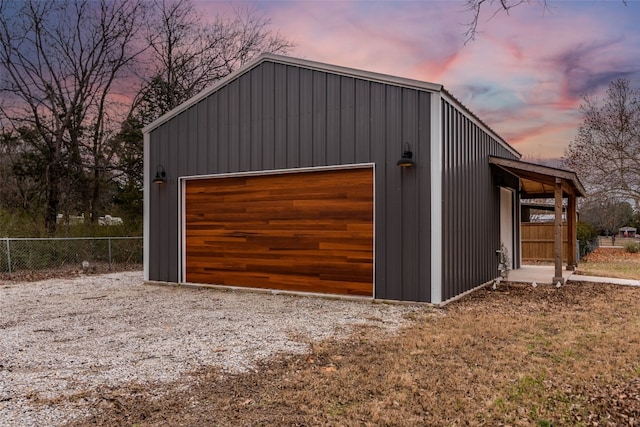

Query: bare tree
left=462, top=0, right=627, bottom=42
left=463, top=0, right=549, bottom=42
left=136, top=0, right=294, bottom=122
left=109, top=0, right=294, bottom=225
left=564, top=78, right=640, bottom=209
left=0, top=0, right=148, bottom=233
left=579, top=196, right=633, bottom=246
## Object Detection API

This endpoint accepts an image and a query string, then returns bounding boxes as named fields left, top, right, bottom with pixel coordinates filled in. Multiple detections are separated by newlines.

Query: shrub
left=577, top=221, right=599, bottom=257
left=624, top=241, right=640, bottom=254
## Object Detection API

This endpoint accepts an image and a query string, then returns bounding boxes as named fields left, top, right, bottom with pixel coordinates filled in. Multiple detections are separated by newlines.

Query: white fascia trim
left=260, top=54, right=443, bottom=93
left=143, top=132, right=150, bottom=281
left=430, top=93, right=443, bottom=304
left=142, top=53, right=265, bottom=134
left=143, top=53, right=443, bottom=134
left=440, top=91, right=521, bottom=159
left=180, top=162, right=375, bottom=181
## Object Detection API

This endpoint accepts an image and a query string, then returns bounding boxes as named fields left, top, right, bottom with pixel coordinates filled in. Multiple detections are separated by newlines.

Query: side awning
left=489, top=156, right=586, bottom=284
left=489, top=156, right=586, bottom=199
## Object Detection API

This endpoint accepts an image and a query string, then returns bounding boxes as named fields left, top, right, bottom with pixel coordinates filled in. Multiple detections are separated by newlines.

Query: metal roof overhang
left=489, top=156, right=587, bottom=199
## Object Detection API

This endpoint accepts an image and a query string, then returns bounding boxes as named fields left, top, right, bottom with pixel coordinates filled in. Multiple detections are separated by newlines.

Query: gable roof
left=142, top=53, right=520, bottom=158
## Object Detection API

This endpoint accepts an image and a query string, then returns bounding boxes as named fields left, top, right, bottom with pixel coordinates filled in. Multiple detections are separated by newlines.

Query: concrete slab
left=569, top=275, right=640, bottom=287
left=506, top=266, right=639, bottom=287
left=506, top=265, right=573, bottom=285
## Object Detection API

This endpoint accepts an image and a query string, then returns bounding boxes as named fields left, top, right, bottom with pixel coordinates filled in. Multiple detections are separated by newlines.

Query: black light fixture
left=397, top=143, right=415, bottom=167
left=153, top=165, right=167, bottom=184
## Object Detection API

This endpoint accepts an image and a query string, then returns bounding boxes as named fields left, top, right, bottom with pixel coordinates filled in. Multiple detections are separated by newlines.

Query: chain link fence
left=0, top=237, right=142, bottom=279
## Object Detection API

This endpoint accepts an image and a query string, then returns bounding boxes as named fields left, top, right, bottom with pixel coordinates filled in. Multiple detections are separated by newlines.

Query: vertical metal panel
left=401, top=88, right=419, bottom=300
left=286, top=66, right=300, bottom=167
left=274, top=64, right=288, bottom=169
left=299, top=68, right=313, bottom=167
left=312, top=71, right=327, bottom=165
left=166, top=117, right=179, bottom=282
left=340, top=77, right=355, bottom=164
left=326, top=74, right=341, bottom=164
left=261, top=62, right=275, bottom=169
left=239, top=73, right=252, bottom=171
left=440, top=98, right=519, bottom=301
left=206, top=94, right=219, bottom=173
left=177, top=110, right=189, bottom=177
left=217, top=86, right=229, bottom=174
left=148, top=59, right=434, bottom=301
left=196, top=102, right=208, bottom=174
left=250, top=66, right=263, bottom=169
left=383, top=85, right=402, bottom=301
left=369, top=82, right=387, bottom=299
left=228, top=79, right=240, bottom=171
left=355, top=79, right=370, bottom=163
left=149, top=124, right=165, bottom=280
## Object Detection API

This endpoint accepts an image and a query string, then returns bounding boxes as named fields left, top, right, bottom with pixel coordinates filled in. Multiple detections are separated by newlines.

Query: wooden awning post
left=553, top=178, right=564, bottom=284
left=567, top=194, right=577, bottom=270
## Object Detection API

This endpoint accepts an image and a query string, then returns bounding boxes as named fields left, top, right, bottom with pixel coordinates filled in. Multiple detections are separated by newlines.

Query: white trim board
left=430, top=93, right=443, bottom=304
left=143, top=133, right=150, bottom=281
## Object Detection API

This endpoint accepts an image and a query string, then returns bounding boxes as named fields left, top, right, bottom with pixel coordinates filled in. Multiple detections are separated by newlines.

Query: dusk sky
left=198, top=0, right=640, bottom=160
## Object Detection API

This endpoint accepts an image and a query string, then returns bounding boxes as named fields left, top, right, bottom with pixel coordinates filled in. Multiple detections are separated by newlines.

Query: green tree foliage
left=576, top=220, right=598, bottom=257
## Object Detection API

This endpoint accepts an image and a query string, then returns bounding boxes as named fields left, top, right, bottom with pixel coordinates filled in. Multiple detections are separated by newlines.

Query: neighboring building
left=619, top=227, right=637, bottom=238
left=143, top=54, right=584, bottom=304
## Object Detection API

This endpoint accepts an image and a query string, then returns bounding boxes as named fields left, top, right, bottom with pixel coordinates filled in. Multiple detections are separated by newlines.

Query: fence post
left=108, top=238, right=112, bottom=271
left=5, top=237, right=12, bottom=278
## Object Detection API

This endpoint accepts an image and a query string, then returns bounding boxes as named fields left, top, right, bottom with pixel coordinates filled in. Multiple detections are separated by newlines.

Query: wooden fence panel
left=522, top=222, right=568, bottom=262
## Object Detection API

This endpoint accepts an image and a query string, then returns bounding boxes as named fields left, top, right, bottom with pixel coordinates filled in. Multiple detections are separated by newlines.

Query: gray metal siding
left=440, top=98, right=519, bottom=301
left=148, top=61, right=432, bottom=301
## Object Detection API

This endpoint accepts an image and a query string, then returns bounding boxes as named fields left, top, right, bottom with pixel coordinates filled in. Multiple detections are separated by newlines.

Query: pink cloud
left=196, top=1, right=640, bottom=159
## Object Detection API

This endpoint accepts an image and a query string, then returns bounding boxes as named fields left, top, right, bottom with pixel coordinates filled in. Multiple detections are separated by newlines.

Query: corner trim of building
left=143, top=132, right=150, bottom=281
left=430, top=93, right=443, bottom=304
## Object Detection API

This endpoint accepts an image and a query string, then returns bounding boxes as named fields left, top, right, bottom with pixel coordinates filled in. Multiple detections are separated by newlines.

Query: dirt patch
left=64, top=281, right=640, bottom=427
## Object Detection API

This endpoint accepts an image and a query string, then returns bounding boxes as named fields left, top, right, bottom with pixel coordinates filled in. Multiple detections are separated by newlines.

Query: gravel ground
left=0, top=272, right=423, bottom=426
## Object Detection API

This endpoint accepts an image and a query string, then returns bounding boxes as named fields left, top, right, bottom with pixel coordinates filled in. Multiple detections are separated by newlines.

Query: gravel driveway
left=0, top=271, right=422, bottom=426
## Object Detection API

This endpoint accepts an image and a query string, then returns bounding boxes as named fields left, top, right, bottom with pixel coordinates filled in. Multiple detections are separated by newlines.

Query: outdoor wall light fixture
left=153, top=165, right=167, bottom=184
left=397, top=143, right=415, bottom=167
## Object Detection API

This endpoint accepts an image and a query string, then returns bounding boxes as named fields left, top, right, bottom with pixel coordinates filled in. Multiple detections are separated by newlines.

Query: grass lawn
left=71, top=279, right=640, bottom=426
left=577, top=246, right=640, bottom=280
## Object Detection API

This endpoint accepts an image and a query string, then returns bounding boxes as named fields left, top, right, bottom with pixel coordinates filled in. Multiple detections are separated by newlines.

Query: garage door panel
left=184, top=167, right=374, bottom=296
left=185, top=271, right=372, bottom=296
left=188, top=253, right=373, bottom=275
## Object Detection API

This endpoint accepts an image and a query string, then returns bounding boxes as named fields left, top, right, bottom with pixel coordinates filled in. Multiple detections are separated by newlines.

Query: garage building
left=143, top=54, right=580, bottom=304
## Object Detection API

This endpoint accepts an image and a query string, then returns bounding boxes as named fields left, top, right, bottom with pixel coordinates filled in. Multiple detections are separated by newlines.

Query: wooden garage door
left=184, top=167, right=373, bottom=296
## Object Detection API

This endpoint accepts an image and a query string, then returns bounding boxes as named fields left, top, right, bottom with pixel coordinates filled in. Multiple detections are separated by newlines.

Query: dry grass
left=578, top=247, right=640, bottom=280
left=66, top=281, right=640, bottom=427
